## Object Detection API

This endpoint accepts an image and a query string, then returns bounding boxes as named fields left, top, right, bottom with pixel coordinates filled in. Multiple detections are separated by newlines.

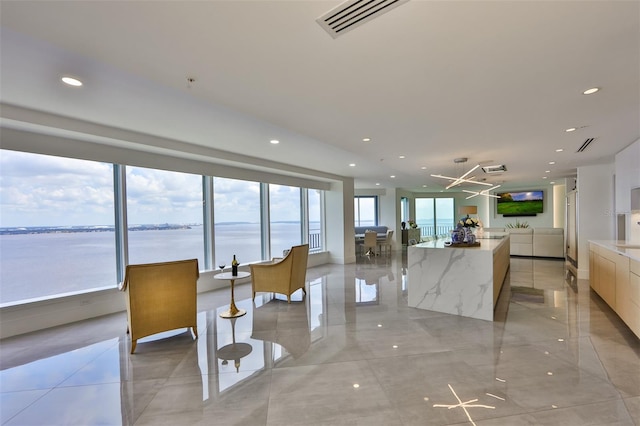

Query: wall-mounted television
left=496, top=190, right=544, bottom=216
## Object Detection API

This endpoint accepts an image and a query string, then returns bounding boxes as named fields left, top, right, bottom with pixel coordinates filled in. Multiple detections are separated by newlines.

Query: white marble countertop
left=589, top=240, right=640, bottom=262
left=414, top=233, right=507, bottom=252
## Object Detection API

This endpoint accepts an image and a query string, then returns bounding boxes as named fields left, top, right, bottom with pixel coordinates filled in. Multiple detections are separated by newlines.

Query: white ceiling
left=1, top=0, right=638, bottom=192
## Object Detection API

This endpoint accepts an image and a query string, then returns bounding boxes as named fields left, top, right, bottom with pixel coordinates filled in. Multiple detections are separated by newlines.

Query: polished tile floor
left=1, top=252, right=639, bottom=425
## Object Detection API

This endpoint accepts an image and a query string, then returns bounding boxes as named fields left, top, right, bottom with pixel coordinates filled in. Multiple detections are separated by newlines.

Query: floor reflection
left=1, top=252, right=639, bottom=426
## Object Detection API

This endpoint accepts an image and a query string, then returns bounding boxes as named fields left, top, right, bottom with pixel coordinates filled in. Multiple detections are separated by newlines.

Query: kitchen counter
left=589, top=240, right=640, bottom=339
left=407, top=234, right=510, bottom=321
left=589, top=240, right=640, bottom=262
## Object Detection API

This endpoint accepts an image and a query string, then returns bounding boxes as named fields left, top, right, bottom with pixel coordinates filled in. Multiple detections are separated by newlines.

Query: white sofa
left=483, top=227, right=564, bottom=258
left=533, top=228, right=565, bottom=258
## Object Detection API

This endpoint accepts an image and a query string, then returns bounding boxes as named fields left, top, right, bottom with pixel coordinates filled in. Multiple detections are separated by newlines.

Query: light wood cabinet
left=623, top=259, right=640, bottom=337
left=589, top=243, right=638, bottom=338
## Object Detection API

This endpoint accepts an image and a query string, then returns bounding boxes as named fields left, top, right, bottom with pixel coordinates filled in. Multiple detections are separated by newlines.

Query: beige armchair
left=250, top=244, right=309, bottom=303
left=119, top=258, right=199, bottom=353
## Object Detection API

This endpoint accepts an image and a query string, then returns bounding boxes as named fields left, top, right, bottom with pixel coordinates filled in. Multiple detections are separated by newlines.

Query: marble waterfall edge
left=407, top=236, right=508, bottom=321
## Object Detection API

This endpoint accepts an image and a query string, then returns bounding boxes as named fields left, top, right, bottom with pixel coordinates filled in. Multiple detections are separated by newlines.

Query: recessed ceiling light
left=545, top=170, right=551, bottom=173
left=565, top=127, right=576, bottom=132
left=549, top=161, right=556, bottom=165
left=270, top=139, right=280, bottom=144
left=362, top=138, right=371, bottom=142
left=421, top=166, right=427, bottom=170
left=349, top=163, right=356, bottom=167
left=390, top=175, right=395, bottom=178
left=399, top=155, right=405, bottom=159
left=61, top=76, right=82, bottom=87
left=583, top=87, right=600, bottom=95
left=555, top=148, right=564, bottom=152
left=543, top=176, right=548, bottom=179
left=375, top=183, right=380, bottom=186
left=422, top=184, right=427, bottom=187
left=550, top=181, right=556, bottom=184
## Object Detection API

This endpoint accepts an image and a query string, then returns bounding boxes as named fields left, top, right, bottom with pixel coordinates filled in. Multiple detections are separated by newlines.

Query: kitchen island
left=407, top=233, right=510, bottom=321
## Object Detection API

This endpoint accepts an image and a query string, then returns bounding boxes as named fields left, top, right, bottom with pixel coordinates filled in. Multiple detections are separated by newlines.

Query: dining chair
left=378, top=229, right=394, bottom=256
left=363, top=231, right=378, bottom=256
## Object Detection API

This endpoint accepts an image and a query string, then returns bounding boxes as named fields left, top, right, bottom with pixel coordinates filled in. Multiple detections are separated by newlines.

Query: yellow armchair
left=250, top=244, right=309, bottom=303
left=119, top=258, right=199, bottom=353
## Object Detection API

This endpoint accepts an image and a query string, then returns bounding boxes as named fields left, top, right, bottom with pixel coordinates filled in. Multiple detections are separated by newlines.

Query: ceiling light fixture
left=583, top=87, right=600, bottom=95
left=463, top=185, right=501, bottom=200
left=61, top=76, right=82, bottom=87
left=549, top=161, right=556, bottom=165
left=390, top=175, right=395, bottom=178
left=362, top=138, right=371, bottom=142
left=349, top=163, right=356, bottom=167
left=270, top=139, right=280, bottom=144
left=565, top=127, right=576, bottom=132
left=555, top=148, right=564, bottom=152
left=399, top=155, right=405, bottom=159
left=431, top=158, right=493, bottom=189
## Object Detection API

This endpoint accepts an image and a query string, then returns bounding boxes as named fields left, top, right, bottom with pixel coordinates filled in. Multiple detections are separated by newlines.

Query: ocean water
left=0, top=223, right=311, bottom=304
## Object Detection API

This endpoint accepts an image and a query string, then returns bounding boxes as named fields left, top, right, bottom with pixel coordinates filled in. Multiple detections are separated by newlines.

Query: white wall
left=577, top=162, right=616, bottom=279
left=484, top=186, right=557, bottom=229
left=327, top=179, right=355, bottom=264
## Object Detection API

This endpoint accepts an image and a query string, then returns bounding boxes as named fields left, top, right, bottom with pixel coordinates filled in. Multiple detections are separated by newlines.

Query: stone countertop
left=589, top=240, right=640, bottom=262
left=414, top=233, right=507, bottom=252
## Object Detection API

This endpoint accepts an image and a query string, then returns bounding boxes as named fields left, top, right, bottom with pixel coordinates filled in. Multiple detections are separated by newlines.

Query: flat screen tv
left=496, top=190, right=543, bottom=216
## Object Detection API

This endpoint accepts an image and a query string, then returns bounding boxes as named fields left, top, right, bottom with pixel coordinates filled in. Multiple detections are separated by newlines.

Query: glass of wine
left=218, top=261, right=226, bottom=272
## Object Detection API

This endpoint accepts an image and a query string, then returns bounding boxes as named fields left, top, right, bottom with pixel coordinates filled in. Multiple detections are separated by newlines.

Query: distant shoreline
left=0, top=221, right=314, bottom=236
left=0, top=224, right=196, bottom=235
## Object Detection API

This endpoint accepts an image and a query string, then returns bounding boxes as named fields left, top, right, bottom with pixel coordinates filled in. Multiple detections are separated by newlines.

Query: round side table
left=214, top=271, right=251, bottom=318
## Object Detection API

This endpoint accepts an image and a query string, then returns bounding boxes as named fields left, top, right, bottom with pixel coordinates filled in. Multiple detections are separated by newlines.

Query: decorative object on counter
left=401, top=221, right=406, bottom=230
left=464, top=227, right=476, bottom=244
left=451, top=226, right=465, bottom=243
left=506, top=219, right=529, bottom=228
left=231, top=254, right=239, bottom=276
left=408, top=219, right=418, bottom=229
left=458, top=205, right=479, bottom=228
left=449, top=220, right=480, bottom=247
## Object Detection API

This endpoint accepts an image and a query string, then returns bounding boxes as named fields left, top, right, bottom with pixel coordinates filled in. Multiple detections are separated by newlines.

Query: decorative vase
left=463, top=227, right=475, bottom=244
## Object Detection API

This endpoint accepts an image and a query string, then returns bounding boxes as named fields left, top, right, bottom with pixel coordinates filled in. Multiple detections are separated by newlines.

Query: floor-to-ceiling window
left=435, top=198, right=455, bottom=236
left=213, top=177, right=262, bottom=267
left=0, top=150, right=116, bottom=303
left=126, top=166, right=205, bottom=265
left=354, top=196, right=377, bottom=227
left=400, top=197, right=409, bottom=223
left=308, top=189, right=323, bottom=252
left=0, top=148, right=326, bottom=306
left=269, top=184, right=302, bottom=257
left=415, top=197, right=455, bottom=237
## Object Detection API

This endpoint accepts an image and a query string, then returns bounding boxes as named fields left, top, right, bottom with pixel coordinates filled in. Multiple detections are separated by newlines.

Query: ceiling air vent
left=482, top=164, right=507, bottom=174
left=576, top=137, right=596, bottom=153
left=316, top=0, right=410, bottom=39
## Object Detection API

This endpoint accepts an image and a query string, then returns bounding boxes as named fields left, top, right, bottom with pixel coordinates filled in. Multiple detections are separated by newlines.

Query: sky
left=508, top=191, right=544, bottom=202
left=0, top=150, right=319, bottom=227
